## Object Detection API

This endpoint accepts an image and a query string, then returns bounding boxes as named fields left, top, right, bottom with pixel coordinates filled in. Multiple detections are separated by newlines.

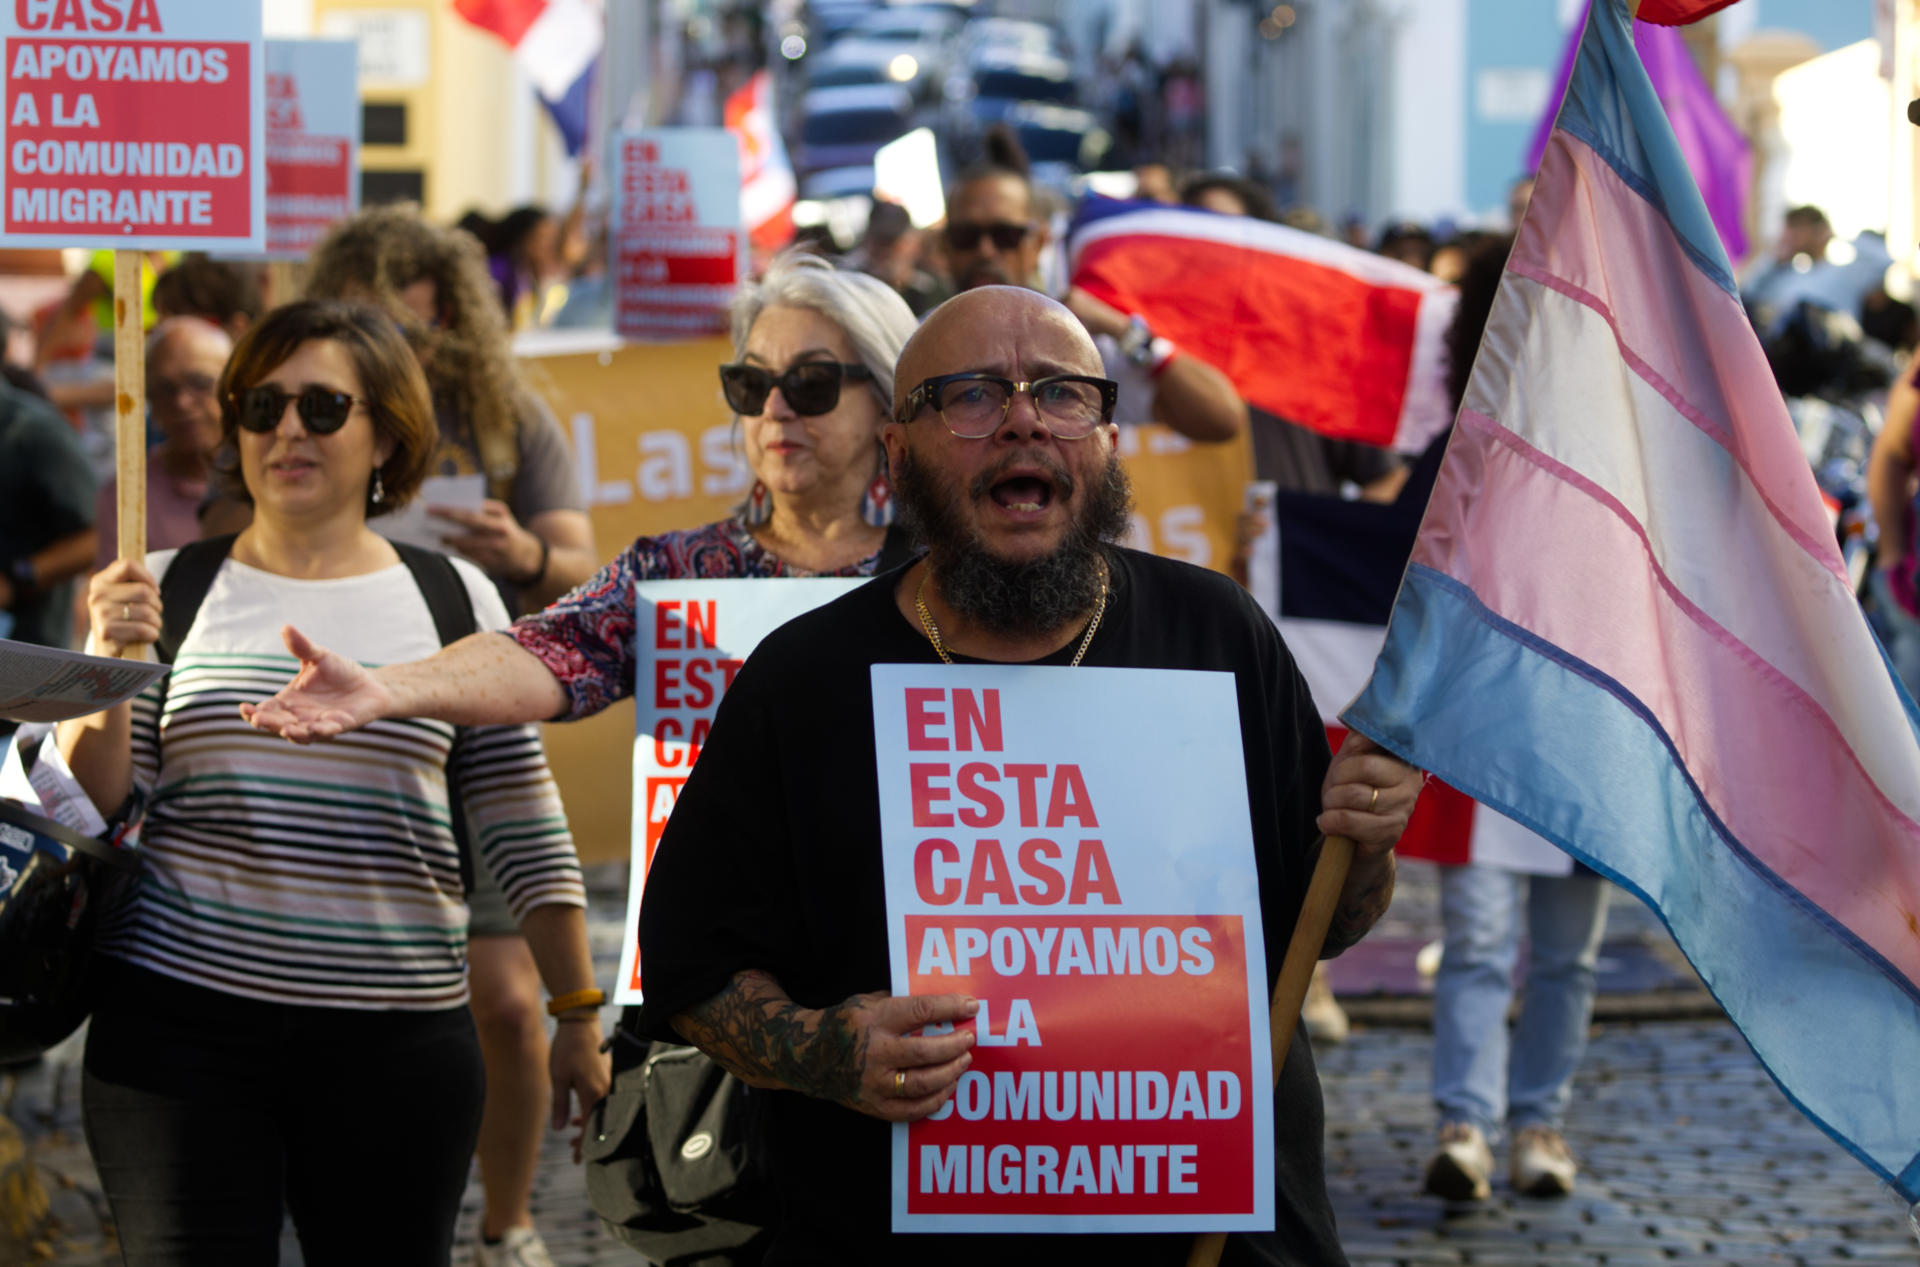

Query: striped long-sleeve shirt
left=101, top=549, right=585, bottom=1011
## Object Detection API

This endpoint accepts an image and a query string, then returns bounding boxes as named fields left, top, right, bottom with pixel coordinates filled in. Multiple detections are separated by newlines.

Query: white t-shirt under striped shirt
left=102, top=549, right=586, bottom=1011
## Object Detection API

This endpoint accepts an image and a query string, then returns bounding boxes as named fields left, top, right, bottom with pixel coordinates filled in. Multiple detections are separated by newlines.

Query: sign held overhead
left=0, top=0, right=265, bottom=250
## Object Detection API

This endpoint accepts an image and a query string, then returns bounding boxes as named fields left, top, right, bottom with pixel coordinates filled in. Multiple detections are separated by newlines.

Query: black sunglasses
left=944, top=221, right=1032, bottom=252
left=719, top=362, right=873, bottom=417
left=233, top=385, right=364, bottom=435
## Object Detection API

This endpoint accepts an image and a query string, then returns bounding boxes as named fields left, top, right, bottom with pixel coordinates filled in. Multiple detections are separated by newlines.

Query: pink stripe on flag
left=1416, top=412, right=1920, bottom=986
left=1512, top=131, right=1842, bottom=580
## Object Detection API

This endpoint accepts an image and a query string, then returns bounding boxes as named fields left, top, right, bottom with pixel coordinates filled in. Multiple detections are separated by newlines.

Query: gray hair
left=729, top=249, right=918, bottom=414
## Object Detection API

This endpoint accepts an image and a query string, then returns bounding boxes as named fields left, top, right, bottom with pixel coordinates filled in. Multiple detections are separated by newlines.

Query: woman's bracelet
left=514, top=534, right=551, bottom=589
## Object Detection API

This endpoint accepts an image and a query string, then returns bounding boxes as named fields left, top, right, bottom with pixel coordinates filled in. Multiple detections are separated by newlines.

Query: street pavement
left=14, top=861, right=1920, bottom=1265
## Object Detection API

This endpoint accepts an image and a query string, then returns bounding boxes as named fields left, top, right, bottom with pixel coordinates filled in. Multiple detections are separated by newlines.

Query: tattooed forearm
left=674, top=969, right=870, bottom=1108
left=1323, top=850, right=1395, bottom=958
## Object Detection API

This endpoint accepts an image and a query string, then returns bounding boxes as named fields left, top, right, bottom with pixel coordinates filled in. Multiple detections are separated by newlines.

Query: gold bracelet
left=545, top=987, right=605, bottom=1016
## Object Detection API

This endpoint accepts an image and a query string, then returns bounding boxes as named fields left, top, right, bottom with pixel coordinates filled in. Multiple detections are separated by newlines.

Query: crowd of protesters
left=2, top=110, right=1913, bottom=1265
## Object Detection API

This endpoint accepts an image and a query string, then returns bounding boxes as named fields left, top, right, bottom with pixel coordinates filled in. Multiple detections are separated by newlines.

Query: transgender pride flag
left=1343, top=0, right=1920, bottom=1203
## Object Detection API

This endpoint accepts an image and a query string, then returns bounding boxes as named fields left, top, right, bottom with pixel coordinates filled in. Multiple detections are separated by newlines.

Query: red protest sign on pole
left=873, top=667, right=1276, bottom=1233
left=264, top=38, right=357, bottom=259
left=0, top=0, right=265, bottom=251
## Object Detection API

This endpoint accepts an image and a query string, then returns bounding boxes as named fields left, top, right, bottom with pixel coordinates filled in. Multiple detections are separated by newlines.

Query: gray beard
left=894, top=447, right=1134, bottom=639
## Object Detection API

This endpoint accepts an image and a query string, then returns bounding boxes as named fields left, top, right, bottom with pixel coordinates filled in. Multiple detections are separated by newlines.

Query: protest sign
left=871, top=665, right=1273, bottom=1232
left=612, top=128, right=742, bottom=341
left=263, top=38, right=356, bottom=259
left=615, top=577, right=864, bottom=1002
left=0, top=0, right=265, bottom=251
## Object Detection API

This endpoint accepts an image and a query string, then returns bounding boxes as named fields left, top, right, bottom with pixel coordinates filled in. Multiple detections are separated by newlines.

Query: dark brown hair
left=213, top=300, right=437, bottom=519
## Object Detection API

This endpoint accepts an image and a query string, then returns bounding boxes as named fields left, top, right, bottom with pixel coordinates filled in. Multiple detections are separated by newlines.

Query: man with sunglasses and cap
left=940, top=126, right=1247, bottom=445
left=241, top=282, right=1421, bottom=1263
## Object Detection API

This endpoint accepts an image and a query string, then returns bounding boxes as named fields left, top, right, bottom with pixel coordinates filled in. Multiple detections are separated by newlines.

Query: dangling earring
left=742, top=479, right=772, bottom=526
left=371, top=469, right=385, bottom=505
left=859, top=446, right=894, bottom=527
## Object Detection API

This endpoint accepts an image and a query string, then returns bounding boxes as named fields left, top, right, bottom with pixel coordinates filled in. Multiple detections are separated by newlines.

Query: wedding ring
left=122, top=603, right=132, bottom=622
left=893, top=1070, right=907, bottom=1095
left=1367, top=787, right=1380, bottom=814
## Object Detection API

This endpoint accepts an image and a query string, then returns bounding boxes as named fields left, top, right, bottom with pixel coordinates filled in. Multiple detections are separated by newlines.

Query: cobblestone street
left=14, top=863, right=1920, bottom=1265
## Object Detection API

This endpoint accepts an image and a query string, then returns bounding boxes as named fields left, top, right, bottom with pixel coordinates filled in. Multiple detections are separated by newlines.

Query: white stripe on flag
left=517, top=0, right=601, bottom=99
left=1277, top=618, right=1384, bottom=723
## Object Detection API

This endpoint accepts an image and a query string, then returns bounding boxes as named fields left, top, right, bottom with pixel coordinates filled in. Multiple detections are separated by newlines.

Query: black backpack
left=157, top=534, right=482, bottom=888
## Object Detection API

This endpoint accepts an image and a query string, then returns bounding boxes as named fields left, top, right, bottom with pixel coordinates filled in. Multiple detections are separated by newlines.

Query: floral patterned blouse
left=509, top=515, right=886, bottom=720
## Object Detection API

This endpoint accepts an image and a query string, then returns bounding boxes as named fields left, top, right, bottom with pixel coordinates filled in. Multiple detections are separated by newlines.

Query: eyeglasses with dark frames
left=232, top=385, right=365, bottom=435
left=718, top=361, right=874, bottom=417
left=895, top=372, right=1119, bottom=440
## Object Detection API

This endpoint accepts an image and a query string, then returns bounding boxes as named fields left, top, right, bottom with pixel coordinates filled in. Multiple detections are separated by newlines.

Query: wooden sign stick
left=112, top=249, right=146, bottom=658
left=1185, top=833, right=1355, bottom=1267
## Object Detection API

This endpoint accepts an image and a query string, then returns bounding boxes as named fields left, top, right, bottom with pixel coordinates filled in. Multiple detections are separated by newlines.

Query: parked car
left=794, top=84, right=915, bottom=178
left=804, top=0, right=885, bottom=50
left=1001, top=102, right=1111, bottom=190
left=956, top=16, right=1065, bottom=63
left=942, top=49, right=1076, bottom=161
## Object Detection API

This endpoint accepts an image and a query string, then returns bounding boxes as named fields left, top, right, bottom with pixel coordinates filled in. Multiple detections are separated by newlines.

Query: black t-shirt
left=0, top=382, right=96, bottom=649
left=637, top=547, right=1346, bottom=1266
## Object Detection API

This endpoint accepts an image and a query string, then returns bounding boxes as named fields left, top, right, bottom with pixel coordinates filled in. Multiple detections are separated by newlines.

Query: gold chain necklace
left=914, top=557, right=1109, bottom=667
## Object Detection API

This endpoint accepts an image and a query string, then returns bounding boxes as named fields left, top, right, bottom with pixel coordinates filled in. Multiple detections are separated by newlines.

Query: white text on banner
left=613, top=128, right=743, bottom=342
left=871, top=665, right=1274, bottom=1233
left=263, top=39, right=357, bottom=259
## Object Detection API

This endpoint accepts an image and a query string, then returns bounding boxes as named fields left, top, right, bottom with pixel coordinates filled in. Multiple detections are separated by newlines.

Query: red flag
left=1634, top=0, right=1742, bottom=25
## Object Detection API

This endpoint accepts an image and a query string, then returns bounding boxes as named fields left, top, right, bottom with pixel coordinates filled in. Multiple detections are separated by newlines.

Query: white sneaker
left=1510, top=1125, right=1578, bottom=1197
left=474, top=1227, right=556, bottom=1267
left=1302, top=965, right=1350, bottom=1044
left=1422, top=1122, right=1493, bottom=1201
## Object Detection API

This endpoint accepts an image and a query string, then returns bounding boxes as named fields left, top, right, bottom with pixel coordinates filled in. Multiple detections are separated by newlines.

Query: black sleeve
left=635, top=655, right=805, bottom=1043
left=20, top=399, right=96, bottom=537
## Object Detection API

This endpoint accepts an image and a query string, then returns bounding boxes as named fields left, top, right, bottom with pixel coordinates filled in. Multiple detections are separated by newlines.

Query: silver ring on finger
left=893, top=1070, right=907, bottom=1096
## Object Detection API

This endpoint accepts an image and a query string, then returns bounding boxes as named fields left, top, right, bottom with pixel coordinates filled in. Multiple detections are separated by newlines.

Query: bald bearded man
left=240, top=286, right=1420, bottom=1264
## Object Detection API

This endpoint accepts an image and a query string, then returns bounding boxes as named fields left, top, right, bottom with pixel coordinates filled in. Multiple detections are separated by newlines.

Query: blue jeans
left=1432, top=864, right=1609, bottom=1136
left=1868, top=569, right=1920, bottom=699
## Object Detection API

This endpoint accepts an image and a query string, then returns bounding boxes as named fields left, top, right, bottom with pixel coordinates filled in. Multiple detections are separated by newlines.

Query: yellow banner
left=520, top=341, right=1253, bottom=863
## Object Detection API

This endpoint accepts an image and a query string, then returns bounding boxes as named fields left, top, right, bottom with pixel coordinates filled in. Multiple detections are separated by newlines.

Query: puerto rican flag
left=1267, top=468, right=1572, bottom=875
left=453, top=0, right=601, bottom=156
left=1067, top=197, right=1459, bottom=454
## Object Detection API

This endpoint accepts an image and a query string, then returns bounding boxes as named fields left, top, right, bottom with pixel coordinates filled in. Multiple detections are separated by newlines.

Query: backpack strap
left=389, top=542, right=482, bottom=892
left=156, top=534, right=238, bottom=666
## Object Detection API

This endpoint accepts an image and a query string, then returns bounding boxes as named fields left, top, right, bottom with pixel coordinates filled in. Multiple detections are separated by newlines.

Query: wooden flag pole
left=112, top=249, right=146, bottom=658
left=1185, top=833, right=1355, bottom=1267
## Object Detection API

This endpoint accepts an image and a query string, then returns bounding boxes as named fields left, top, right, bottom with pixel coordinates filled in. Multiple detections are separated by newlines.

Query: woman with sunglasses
left=56, top=300, right=608, bottom=1264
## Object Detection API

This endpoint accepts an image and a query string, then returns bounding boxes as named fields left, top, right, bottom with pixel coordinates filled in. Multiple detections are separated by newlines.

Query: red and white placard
left=263, top=38, right=356, bottom=259
left=872, top=665, right=1275, bottom=1233
left=612, top=128, right=742, bottom=342
left=0, top=0, right=265, bottom=250
left=618, top=577, right=863, bottom=1003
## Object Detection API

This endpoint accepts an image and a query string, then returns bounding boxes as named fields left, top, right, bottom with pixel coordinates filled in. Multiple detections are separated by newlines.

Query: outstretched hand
left=239, top=625, right=393, bottom=743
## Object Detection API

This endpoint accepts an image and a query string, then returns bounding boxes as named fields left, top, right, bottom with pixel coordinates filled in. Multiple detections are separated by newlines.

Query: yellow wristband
left=546, top=988, right=605, bottom=1016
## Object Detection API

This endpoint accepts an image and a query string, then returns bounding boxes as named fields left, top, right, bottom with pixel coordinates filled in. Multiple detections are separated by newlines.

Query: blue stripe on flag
left=1554, top=0, right=1738, bottom=298
left=1344, top=564, right=1920, bottom=1203
left=540, top=57, right=595, bottom=157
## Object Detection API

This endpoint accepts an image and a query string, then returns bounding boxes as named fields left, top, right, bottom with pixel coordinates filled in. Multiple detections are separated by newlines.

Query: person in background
left=0, top=373, right=95, bottom=656
left=943, top=127, right=1246, bottom=443
left=1420, top=235, right=1610, bottom=1203
left=1179, top=170, right=1277, bottom=223
left=0, top=309, right=52, bottom=401
left=152, top=254, right=265, bottom=342
left=459, top=181, right=590, bottom=330
left=845, top=200, right=946, bottom=317
left=91, top=318, right=232, bottom=571
left=1867, top=349, right=1920, bottom=695
left=58, top=300, right=605, bottom=1263
left=300, top=205, right=599, bottom=1267
left=1131, top=160, right=1178, bottom=205
left=1376, top=222, right=1437, bottom=273
left=1429, top=230, right=1506, bottom=288
left=1507, top=176, right=1536, bottom=231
